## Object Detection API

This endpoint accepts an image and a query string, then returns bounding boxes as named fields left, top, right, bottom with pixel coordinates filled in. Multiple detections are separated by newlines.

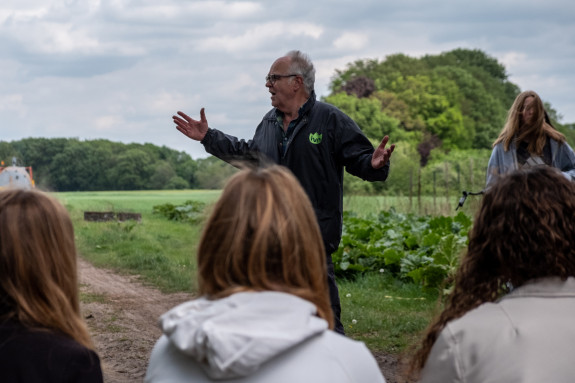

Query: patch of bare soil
left=78, top=258, right=401, bottom=383
left=78, top=258, right=193, bottom=382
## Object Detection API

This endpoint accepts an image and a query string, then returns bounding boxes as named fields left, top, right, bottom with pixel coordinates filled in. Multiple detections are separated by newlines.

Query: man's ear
left=293, top=75, right=304, bottom=91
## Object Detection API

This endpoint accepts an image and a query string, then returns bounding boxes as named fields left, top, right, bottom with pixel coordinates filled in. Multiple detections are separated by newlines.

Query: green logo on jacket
left=309, top=133, right=323, bottom=144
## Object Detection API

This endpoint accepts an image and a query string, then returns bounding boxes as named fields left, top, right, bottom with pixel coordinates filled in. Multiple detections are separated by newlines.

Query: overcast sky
left=1, top=0, right=574, bottom=159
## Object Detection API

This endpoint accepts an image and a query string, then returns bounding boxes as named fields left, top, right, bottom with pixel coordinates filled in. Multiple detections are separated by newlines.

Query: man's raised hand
left=173, top=108, right=208, bottom=141
left=371, top=135, right=395, bottom=169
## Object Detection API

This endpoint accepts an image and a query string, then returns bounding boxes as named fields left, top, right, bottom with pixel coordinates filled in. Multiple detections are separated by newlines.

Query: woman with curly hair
left=406, top=166, right=575, bottom=382
left=486, top=90, right=575, bottom=187
left=0, top=188, right=103, bottom=382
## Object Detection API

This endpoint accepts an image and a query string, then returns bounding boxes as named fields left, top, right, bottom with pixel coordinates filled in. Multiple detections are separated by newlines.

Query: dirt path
left=78, top=257, right=400, bottom=383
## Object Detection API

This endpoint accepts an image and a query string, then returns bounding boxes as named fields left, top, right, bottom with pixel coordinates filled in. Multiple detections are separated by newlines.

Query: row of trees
left=0, top=138, right=236, bottom=191
left=2, top=49, right=573, bottom=193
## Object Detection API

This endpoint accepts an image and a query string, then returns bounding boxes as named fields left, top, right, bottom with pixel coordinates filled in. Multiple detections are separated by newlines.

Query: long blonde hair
left=493, top=90, right=565, bottom=154
left=197, top=165, right=334, bottom=329
left=0, top=189, right=94, bottom=349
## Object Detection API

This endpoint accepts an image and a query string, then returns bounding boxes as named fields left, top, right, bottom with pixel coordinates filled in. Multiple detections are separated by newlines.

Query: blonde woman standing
left=486, top=90, right=575, bottom=187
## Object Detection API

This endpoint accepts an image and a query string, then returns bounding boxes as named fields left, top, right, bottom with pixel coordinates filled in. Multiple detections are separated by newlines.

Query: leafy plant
left=152, top=200, right=206, bottom=224
left=333, top=209, right=471, bottom=289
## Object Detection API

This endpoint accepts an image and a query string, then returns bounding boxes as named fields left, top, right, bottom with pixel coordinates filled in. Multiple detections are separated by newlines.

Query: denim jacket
left=486, top=138, right=575, bottom=187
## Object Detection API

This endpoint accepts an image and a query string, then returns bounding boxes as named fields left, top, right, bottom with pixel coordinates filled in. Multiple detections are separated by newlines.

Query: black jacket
left=201, top=93, right=390, bottom=254
left=0, top=319, right=103, bottom=383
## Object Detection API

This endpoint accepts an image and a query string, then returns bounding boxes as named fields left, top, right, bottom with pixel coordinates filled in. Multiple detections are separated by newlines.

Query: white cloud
left=0, top=94, right=25, bottom=115
left=498, top=51, right=528, bottom=71
left=333, top=32, right=368, bottom=50
left=95, top=115, right=124, bottom=131
left=0, top=6, right=47, bottom=22
left=197, top=22, right=323, bottom=52
left=148, top=91, right=200, bottom=114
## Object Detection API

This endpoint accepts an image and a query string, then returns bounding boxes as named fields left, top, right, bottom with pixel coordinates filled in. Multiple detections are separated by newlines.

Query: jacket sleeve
left=485, top=146, right=501, bottom=188
left=556, top=141, right=575, bottom=181
left=200, top=128, right=259, bottom=165
left=336, top=114, right=390, bottom=182
left=419, top=327, right=462, bottom=383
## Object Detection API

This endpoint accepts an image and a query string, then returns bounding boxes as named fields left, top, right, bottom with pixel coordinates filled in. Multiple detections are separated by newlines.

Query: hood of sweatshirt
left=158, top=291, right=328, bottom=380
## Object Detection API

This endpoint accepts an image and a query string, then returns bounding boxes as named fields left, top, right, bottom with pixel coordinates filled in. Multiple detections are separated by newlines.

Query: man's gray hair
left=285, top=50, right=315, bottom=94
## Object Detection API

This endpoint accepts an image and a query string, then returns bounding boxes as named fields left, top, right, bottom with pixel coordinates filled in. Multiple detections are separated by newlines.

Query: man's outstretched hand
left=371, top=135, right=395, bottom=169
left=173, top=108, right=208, bottom=142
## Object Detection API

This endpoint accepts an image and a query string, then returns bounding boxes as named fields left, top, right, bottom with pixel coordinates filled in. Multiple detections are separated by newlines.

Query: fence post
left=433, top=171, right=437, bottom=213
left=409, top=167, right=413, bottom=213
left=417, top=166, right=422, bottom=215
left=470, top=157, right=474, bottom=191
left=444, top=162, right=449, bottom=211
left=456, top=163, right=461, bottom=191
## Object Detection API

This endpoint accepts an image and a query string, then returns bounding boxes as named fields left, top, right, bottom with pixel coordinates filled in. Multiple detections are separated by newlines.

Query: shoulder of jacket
left=314, top=330, right=372, bottom=354
left=313, top=100, right=343, bottom=115
left=445, top=302, right=512, bottom=337
left=266, top=108, right=279, bottom=117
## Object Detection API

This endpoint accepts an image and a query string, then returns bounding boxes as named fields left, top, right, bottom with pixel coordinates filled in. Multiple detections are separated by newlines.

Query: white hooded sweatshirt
left=145, top=291, right=386, bottom=383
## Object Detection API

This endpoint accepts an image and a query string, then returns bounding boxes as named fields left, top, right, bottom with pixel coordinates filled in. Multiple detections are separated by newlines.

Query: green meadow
left=56, top=190, right=450, bottom=354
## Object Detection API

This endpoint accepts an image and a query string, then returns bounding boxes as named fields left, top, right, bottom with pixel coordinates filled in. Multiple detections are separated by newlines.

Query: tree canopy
left=326, top=48, right=524, bottom=152
left=0, top=138, right=217, bottom=191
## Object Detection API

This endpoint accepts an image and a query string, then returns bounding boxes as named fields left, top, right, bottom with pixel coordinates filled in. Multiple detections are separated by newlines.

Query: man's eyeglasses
left=265, top=74, right=298, bottom=84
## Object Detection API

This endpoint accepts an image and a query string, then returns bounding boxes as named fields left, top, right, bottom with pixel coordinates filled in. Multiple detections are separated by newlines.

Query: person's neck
left=281, top=93, right=309, bottom=128
left=283, top=108, right=299, bottom=124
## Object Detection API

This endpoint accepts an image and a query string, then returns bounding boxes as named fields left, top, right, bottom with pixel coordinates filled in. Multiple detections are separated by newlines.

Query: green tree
left=0, top=142, right=18, bottom=164
left=150, top=160, right=178, bottom=190
left=165, top=176, right=189, bottom=190
left=194, top=156, right=237, bottom=189
left=108, top=148, right=155, bottom=190
left=50, top=141, right=112, bottom=191
left=323, top=92, right=403, bottom=140
left=327, top=48, right=522, bottom=151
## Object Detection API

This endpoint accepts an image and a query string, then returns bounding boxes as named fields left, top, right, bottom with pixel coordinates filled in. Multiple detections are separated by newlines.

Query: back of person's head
left=0, top=188, right=93, bottom=348
left=406, top=166, right=575, bottom=378
left=197, top=164, right=333, bottom=328
left=470, top=165, right=575, bottom=286
left=496, top=90, right=565, bottom=152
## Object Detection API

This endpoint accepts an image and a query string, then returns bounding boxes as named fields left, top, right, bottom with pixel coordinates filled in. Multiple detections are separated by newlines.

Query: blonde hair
left=0, top=189, right=94, bottom=349
left=493, top=90, right=565, bottom=154
left=197, top=165, right=333, bottom=329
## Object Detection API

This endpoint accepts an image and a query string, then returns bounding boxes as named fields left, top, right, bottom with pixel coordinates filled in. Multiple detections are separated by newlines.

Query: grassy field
left=343, top=193, right=481, bottom=218
left=56, top=189, right=452, bottom=354
left=56, top=190, right=221, bottom=292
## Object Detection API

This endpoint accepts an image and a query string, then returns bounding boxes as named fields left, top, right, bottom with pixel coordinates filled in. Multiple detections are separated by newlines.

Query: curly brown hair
left=405, top=166, right=575, bottom=379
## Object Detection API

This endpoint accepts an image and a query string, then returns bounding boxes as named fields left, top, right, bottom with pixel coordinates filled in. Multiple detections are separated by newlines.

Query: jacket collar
left=274, top=91, right=316, bottom=121
left=503, top=276, right=575, bottom=300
